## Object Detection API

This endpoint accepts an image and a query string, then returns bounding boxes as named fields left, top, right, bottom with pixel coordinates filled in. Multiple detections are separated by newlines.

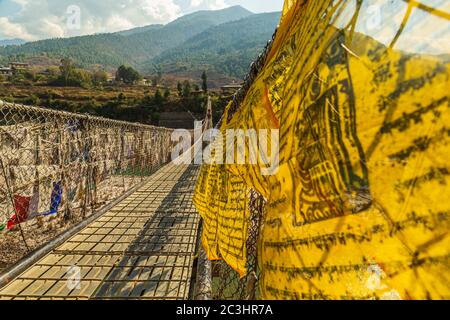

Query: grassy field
left=0, top=83, right=153, bottom=105
left=0, top=83, right=228, bottom=125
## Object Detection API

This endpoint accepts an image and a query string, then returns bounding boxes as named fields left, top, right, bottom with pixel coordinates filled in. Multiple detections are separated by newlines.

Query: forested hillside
left=0, top=6, right=280, bottom=80
left=0, top=6, right=253, bottom=70
left=148, top=12, right=281, bottom=78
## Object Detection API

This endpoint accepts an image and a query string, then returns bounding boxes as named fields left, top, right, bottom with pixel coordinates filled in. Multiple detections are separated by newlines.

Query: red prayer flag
left=7, top=195, right=31, bottom=230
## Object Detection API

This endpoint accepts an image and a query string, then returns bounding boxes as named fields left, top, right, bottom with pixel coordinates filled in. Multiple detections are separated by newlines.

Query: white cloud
left=190, top=0, right=228, bottom=10
left=38, top=17, right=65, bottom=38
left=3, top=0, right=183, bottom=40
left=0, top=16, right=35, bottom=40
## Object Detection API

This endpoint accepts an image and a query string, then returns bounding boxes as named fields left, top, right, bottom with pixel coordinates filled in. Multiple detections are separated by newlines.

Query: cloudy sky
left=0, top=0, right=284, bottom=41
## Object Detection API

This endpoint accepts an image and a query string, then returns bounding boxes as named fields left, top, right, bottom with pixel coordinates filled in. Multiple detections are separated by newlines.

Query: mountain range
left=0, top=39, right=26, bottom=47
left=0, top=6, right=280, bottom=79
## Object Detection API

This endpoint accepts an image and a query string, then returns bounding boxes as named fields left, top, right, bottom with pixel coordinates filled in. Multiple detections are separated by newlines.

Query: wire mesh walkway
left=0, top=163, right=201, bottom=300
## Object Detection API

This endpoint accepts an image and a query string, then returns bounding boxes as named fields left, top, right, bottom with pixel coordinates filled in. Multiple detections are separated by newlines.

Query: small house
left=0, top=67, right=13, bottom=75
left=9, top=62, right=29, bottom=71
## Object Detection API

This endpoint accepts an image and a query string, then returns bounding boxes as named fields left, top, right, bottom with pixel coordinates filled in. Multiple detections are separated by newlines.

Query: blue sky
left=0, top=0, right=284, bottom=41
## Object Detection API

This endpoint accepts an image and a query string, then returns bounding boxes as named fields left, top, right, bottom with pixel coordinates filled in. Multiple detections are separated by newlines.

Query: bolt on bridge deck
left=0, top=163, right=201, bottom=300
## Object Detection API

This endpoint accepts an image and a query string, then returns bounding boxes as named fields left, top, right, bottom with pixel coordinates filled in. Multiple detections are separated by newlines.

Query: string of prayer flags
left=194, top=0, right=450, bottom=299
left=3, top=181, right=62, bottom=231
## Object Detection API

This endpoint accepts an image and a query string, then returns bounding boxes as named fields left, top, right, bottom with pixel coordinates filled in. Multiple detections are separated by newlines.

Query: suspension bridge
left=0, top=100, right=211, bottom=300
left=1, top=0, right=449, bottom=301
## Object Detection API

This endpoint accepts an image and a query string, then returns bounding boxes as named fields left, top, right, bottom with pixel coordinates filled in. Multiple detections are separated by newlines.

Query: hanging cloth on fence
left=41, top=181, right=62, bottom=216
left=27, top=182, right=40, bottom=220
left=194, top=106, right=254, bottom=276
left=4, top=180, right=62, bottom=231
left=7, top=195, right=31, bottom=230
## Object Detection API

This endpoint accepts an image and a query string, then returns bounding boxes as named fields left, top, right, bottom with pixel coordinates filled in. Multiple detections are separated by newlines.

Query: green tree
left=73, top=69, right=93, bottom=88
left=116, top=65, right=141, bottom=84
left=23, top=70, right=36, bottom=82
left=177, top=82, right=183, bottom=97
left=182, top=80, right=191, bottom=98
left=151, top=71, right=162, bottom=87
left=92, top=70, right=108, bottom=86
left=201, top=71, right=208, bottom=93
left=164, top=87, right=170, bottom=99
left=60, top=58, right=75, bottom=86
left=48, top=65, right=93, bottom=88
left=153, top=89, right=163, bottom=105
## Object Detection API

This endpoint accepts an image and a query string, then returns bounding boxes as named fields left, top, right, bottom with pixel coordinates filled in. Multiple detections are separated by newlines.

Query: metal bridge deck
left=0, top=164, right=201, bottom=300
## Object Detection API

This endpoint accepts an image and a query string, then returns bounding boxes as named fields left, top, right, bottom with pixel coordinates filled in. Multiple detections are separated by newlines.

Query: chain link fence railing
left=0, top=100, right=174, bottom=271
left=210, top=190, right=265, bottom=300
left=193, top=189, right=266, bottom=300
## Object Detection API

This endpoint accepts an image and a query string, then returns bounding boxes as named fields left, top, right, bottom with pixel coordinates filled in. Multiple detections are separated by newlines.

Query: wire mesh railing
left=0, top=100, right=174, bottom=271
left=210, top=190, right=265, bottom=300
left=193, top=188, right=266, bottom=301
